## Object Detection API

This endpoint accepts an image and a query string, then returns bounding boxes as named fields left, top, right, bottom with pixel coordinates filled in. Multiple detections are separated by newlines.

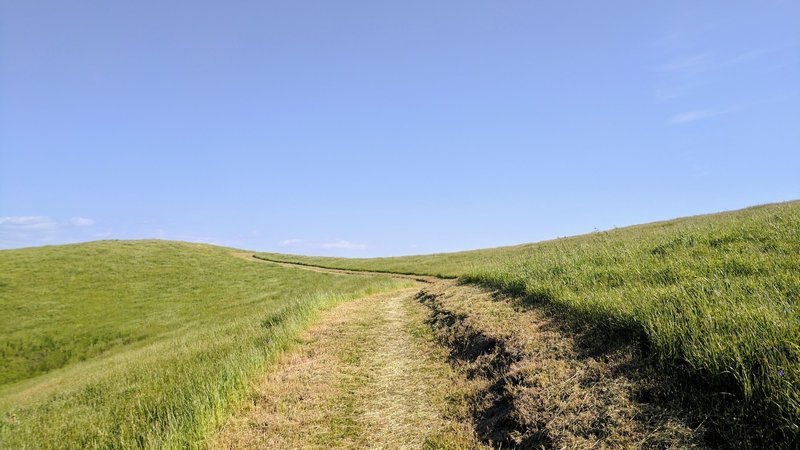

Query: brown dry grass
left=419, top=281, right=704, bottom=449
left=212, top=287, right=484, bottom=449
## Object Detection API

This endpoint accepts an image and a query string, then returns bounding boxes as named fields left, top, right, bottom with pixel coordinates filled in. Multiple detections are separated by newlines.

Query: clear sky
left=1, top=1, right=798, bottom=255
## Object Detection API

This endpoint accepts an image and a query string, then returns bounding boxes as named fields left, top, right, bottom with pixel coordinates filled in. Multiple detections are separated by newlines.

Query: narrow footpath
left=213, top=286, right=484, bottom=449
left=217, top=254, right=707, bottom=449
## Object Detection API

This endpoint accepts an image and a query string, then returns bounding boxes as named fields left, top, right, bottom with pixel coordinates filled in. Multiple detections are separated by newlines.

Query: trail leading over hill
left=222, top=253, right=710, bottom=448
left=236, top=252, right=441, bottom=283
left=0, top=241, right=411, bottom=449
left=253, top=202, right=800, bottom=448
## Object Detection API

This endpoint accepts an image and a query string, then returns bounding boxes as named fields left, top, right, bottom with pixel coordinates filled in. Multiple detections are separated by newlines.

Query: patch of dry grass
left=212, top=288, right=483, bottom=449
left=419, top=281, right=703, bottom=449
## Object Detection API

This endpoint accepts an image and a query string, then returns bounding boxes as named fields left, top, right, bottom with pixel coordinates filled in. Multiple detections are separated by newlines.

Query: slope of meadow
left=0, top=240, right=407, bottom=448
left=259, top=201, right=800, bottom=441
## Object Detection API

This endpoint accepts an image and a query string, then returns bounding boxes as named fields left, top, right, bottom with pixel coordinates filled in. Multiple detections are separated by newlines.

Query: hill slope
left=259, top=201, right=800, bottom=443
left=0, top=240, right=407, bottom=448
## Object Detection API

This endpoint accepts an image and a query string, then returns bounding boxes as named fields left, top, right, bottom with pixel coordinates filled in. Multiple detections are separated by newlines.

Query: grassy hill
left=259, top=201, right=800, bottom=441
left=3, top=201, right=798, bottom=447
left=0, top=240, right=408, bottom=448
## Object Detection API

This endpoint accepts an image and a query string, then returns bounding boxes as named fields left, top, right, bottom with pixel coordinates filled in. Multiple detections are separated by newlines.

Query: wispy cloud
left=722, top=45, right=799, bottom=68
left=0, top=216, right=59, bottom=230
left=650, top=31, right=682, bottom=48
left=655, top=84, right=698, bottom=102
left=652, top=54, right=709, bottom=103
left=658, top=47, right=787, bottom=76
left=279, top=238, right=368, bottom=251
left=69, top=217, right=96, bottom=226
left=669, top=107, right=737, bottom=124
left=319, top=239, right=367, bottom=250
left=0, top=216, right=97, bottom=248
left=651, top=41, right=793, bottom=104
left=656, top=54, right=711, bottom=74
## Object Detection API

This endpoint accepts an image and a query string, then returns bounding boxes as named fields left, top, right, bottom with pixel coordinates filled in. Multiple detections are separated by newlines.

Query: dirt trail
left=213, top=285, right=482, bottom=449
left=223, top=253, right=710, bottom=449
left=233, top=252, right=440, bottom=283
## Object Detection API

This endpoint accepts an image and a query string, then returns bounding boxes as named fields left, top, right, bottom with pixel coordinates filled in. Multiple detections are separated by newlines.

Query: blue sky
left=1, top=1, right=798, bottom=255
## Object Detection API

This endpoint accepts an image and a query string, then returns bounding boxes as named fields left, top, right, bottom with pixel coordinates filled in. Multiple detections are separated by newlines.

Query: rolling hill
left=2, top=201, right=799, bottom=447
left=0, top=241, right=407, bottom=448
left=259, top=201, right=800, bottom=443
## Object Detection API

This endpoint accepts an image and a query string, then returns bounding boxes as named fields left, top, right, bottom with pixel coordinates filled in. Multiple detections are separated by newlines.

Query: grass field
left=0, top=241, right=408, bottom=448
left=2, top=201, right=798, bottom=447
left=259, top=201, right=800, bottom=440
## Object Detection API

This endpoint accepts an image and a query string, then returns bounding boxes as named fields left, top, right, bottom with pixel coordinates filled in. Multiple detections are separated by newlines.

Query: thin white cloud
left=669, top=108, right=737, bottom=124
left=0, top=216, right=59, bottom=230
left=0, top=215, right=98, bottom=249
left=657, top=46, right=787, bottom=77
left=656, top=54, right=711, bottom=73
left=0, top=216, right=60, bottom=247
left=654, top=84, right=697, bottom=102
left=722, top=44, right=798, bottom=67
left=319, top=240, right=368, bottom=250
left=69, top=217, right=96, bottom=226
left=279, top=238, right=368, bottom=251
left=652, top=54, right=710, bottom=102
left=652, top=44, right=789, bottom=103
left=725, top=49, right=768, bottom=66
left=650, top=32, right=682, bottom=48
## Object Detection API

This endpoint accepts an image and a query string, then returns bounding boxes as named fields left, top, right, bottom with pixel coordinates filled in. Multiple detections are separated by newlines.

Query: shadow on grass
left=452, top=278, right=794, bottom=449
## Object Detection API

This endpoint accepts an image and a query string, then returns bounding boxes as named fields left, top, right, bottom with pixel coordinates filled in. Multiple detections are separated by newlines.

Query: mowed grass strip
left=214, top=288, right=483, bottom=449
left=260, top=201, right=800, bottom=441
left=0, top=240, right=408, bottom=449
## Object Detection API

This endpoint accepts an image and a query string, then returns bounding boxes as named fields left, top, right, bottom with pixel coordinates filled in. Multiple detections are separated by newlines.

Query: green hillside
left=3, top=202, right=798, bottom=447
left=259, top=201, right=800, bottom=439
left=0, top=241, right=407, bottom=448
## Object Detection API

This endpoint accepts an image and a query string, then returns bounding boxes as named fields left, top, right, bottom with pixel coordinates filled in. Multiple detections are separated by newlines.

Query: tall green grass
left=0, top=240, right=407, bottom=448
left=260, top=201, right=800, bottom=439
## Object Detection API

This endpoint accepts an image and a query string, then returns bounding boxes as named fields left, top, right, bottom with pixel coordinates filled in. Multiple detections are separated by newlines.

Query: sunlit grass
left=0, top=240, right=407, bottom=448
left=261, top=201, right=800, bottom=438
